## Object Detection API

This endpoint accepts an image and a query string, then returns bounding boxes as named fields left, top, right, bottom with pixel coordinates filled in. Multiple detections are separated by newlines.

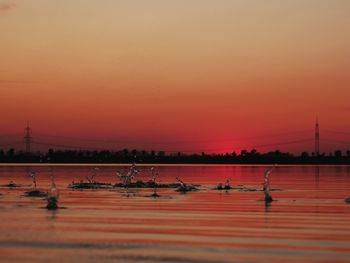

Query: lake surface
left=0, top=165, right=350, bottom=262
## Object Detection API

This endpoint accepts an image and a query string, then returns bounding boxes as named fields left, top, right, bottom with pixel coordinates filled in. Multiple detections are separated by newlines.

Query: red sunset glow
left=1, top=0, right=350, bottom=154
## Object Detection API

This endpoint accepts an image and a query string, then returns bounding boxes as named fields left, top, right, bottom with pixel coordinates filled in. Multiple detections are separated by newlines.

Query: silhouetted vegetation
left=0, top=148, right=349, bottom=164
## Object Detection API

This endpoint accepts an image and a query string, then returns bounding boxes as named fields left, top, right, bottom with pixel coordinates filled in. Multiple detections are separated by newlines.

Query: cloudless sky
left=1, top=0, right=350, bottom=153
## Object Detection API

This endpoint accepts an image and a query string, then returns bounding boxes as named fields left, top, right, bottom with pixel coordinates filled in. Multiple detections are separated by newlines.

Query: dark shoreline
left=1, top=148, right=349, bottom=165
left=1, top=161, right=350, bottom=166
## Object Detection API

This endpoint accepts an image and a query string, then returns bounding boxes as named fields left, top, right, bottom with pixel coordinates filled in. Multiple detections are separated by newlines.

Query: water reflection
left=1, top=165, right=350, bottom=263
left=264, top=201, right=272, bottom=213
left=315, top=166, right=320, bottom=190
left=46, top=209, right=58, bottom=221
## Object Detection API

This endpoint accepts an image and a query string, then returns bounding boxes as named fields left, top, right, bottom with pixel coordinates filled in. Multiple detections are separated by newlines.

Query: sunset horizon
left=0, top=119, right=348, bottom=155
left=1, top=0, right=350, bottom=155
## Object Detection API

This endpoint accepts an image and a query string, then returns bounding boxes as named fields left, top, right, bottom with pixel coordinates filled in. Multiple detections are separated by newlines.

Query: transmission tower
left=24, top=121, right=32, bottom=154
left=315, top=117, right=320, bottom=156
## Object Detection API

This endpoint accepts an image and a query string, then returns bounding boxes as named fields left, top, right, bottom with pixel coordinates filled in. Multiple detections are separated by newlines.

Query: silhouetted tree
left=240, top=150, right=247, bottom=156
left=301, top=152, right=309, bottom=158
left=334, top=150, right=342, bottom=158
left=0, top=147, right=348, bottom=164
left=123, top=149, right=129, bottom=157
left=157, top=151, right=165, bottom=157
left=7, top=148, right=15, bottom=157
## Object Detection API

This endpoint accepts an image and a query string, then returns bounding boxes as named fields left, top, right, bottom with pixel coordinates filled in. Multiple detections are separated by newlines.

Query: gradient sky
left=1, top=0, right=350, bottom=153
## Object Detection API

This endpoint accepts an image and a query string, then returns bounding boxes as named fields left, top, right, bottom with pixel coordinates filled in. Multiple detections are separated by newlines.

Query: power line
left=2, top=125, right=349, bottom=153
left=323, top=129, right=350, bottom=135
left=0, top=134, right=21, bottom=139
left=32, top=141, right=107, bottom=151
left=32, top=138, right=314, bottom=153
left=323, top=138, right=350, bottom=145
left=167, top=138, right=314, bottom=153
left=0, top=141, right=23, bottom=148
left=34, top=129, right=313, bottom=145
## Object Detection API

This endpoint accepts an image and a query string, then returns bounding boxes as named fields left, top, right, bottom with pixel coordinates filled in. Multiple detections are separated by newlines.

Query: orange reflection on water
left=0, top=165, right=350, bottom=262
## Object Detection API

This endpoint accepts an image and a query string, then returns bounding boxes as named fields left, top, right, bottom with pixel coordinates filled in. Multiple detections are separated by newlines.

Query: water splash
left=116, top=163, right=140, bottom=187
left=46, top=171, right=59, bottom=210
left=150, top=167, right=158, bottom=181
left=217, top=178, right=232, bottom=190
left=263, top=166, right=276, bottom=203
left=150, top=167, right=160, bottom=197
left=175, top=177, right=198, bottom=193
left=69, top=167, right=112, bottom=189
left=30, top=171, right=37, bottom=190
left=225, top=179, right=231, bottom=189
left=86, top=167, right=99, bottom=184
left=24, top=171, right=47, bottom=197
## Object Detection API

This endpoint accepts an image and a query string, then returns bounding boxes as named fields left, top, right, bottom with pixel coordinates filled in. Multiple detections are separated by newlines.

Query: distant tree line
left=0, top=148, right=350, bottom=164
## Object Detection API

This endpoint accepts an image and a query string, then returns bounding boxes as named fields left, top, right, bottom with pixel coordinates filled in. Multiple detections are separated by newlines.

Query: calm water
left=0, top=165, right=350, bottom=263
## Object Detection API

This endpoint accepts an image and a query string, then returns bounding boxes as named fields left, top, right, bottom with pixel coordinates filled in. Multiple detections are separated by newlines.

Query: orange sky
left=1, top=0, right=350, bottom=153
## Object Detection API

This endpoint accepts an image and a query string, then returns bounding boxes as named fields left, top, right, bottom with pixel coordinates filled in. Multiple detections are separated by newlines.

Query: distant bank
left=0, top=149, right=349, bottom=165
